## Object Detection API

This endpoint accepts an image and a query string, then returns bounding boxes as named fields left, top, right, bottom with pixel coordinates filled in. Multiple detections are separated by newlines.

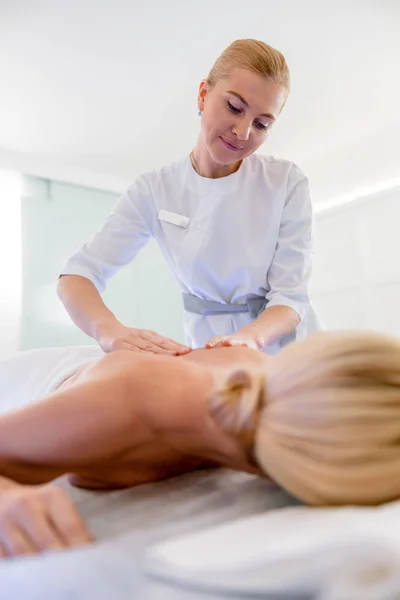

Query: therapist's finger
left=222, top=338, right=260, bottom=350
left=205, top=336, right=226, bottom=348
left=221, top=338, right=241, bottom=346
left=162, top=336, right=191, bottom=352
left=110, top=340, right=152, bottom=354
left=132, top=338, right=174, bottom=354
left=144, top=331, right=190, bottom=351
left=107, top=338, right=151, bottom=354
left=120, top=341, right=155, bottom=354
left=110, top=332, right=167, bottom=355
left=174, top=347, right=192, bottom=355
left=219, top=341, right=244, bottom=348
left=134, top=342, right=168, bottom=354
left=139, top=331, right=191, bottom=354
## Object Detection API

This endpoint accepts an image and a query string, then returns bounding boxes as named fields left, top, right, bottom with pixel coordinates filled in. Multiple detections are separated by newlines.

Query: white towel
left=145, top=499, right=400, bottom=599
left=0, top=345, right=103, bottom=414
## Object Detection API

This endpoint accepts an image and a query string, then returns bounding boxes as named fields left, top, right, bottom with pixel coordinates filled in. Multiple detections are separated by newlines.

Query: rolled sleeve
left=60, top=177, right=153, bottom=293
left=265, top=165, right=314, bottom=322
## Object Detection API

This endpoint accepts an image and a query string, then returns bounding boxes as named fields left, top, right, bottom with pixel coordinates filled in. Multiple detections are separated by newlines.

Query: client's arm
left=0, top=346, right=257, bottom=558
left=0, top=352, right=169, bottom=484
left=0, top=350, right=201, bottom=558
left=0, top=350, right=210, bottom=486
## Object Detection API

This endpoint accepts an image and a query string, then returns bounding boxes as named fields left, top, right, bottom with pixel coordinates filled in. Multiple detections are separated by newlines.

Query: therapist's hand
left=205, top=332, right=265, bottom=351
left=98, top=324, right=192, bottom=355
left=0, top=481, right=93, bottom=559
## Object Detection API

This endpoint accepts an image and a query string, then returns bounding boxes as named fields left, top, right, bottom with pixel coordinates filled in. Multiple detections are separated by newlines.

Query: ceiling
left=0, top=0, right=399, bottom=201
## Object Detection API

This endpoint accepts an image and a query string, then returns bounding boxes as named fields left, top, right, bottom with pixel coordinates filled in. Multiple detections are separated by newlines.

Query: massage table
left=0, top=469, right=302, bottom=599
left=1, top=466, right=399, bottom=600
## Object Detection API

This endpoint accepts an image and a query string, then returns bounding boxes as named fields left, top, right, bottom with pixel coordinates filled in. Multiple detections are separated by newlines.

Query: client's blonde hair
left=254, top=331, right=400, bottom=506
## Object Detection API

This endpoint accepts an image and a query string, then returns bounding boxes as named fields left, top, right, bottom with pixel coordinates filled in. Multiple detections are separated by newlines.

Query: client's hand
left=98, top=324, right=192, bottom=356
left=0, top=481, right=93, bottom=558
left=206, top=332, right=264, bottom=351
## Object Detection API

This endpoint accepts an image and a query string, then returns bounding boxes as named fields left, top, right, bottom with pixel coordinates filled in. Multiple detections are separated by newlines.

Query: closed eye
left=227, top=101, right=271, bottom=132
left=255, top=121, right=269, bottom=131
left=227, top=100, right=241, bottom=114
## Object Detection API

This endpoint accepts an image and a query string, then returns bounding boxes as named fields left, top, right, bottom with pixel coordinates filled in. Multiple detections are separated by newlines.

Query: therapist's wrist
left=93, top=316, right=125, bottom=342
left=234, top=326, right=267, bottom=349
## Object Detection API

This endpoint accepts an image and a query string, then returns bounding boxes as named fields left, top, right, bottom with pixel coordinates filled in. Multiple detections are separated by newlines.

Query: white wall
left=300, top=122, right=400, bottom=205
left=310, top=185, right=400, bottom=339
left=0, top=171, right=22, bottom=359
left=18, top=175, right=185, bottom=351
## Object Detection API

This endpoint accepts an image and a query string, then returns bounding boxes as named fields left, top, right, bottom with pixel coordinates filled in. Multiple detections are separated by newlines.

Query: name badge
left=158, top=209, right=190, bottom=229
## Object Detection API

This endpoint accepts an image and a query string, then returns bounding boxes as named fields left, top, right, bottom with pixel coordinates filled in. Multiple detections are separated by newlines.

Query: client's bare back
left=54, top=346, right=266, bottom=490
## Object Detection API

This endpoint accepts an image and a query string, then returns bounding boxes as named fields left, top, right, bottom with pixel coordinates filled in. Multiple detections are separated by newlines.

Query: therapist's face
left=197, top=68, right=286, bottom=164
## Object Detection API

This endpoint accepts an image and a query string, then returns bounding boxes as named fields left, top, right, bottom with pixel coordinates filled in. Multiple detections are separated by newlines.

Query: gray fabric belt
left=182, top=293, right=296, bottom=347
left=182, top=293, right=268, bottom=319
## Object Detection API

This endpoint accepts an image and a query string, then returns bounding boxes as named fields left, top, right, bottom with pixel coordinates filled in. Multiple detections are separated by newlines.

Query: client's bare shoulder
left=180, top=345, right=269, bottom=369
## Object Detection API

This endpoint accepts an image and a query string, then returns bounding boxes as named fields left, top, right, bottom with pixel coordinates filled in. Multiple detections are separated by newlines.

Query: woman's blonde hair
left=254, top=331, right=400, bottom=506
left=207, top=39, right=290, bottom=101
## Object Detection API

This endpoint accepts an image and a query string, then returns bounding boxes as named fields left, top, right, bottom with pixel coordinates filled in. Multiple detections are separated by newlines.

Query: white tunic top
left=61, top=153, right=318, bottom=352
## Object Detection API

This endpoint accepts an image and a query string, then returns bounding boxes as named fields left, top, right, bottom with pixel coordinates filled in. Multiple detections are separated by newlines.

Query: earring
left=198, top=110, right=202, bottom=116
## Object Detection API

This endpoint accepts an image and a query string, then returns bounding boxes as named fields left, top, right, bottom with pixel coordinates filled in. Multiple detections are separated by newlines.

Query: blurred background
left=0, top=0, right=399, bottom=358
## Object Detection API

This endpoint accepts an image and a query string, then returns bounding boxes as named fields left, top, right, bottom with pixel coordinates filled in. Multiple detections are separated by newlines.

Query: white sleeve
left=60, top=176, right=153, bottom=293
left=265, top=164, right=314, bottom=321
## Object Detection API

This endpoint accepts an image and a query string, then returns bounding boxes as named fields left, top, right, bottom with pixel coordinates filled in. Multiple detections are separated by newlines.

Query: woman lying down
left=0, top=330, right=399, bottom=559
